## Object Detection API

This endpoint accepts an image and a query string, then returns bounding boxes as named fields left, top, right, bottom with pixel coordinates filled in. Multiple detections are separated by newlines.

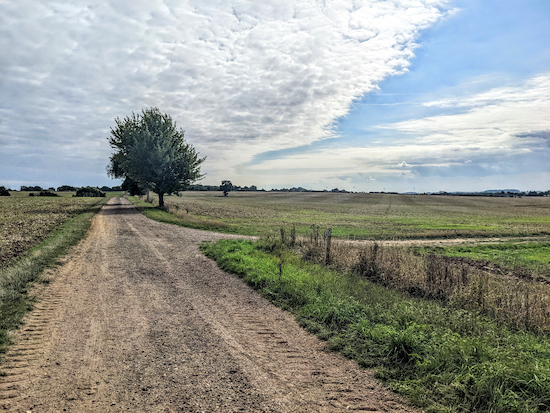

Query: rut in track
left=0, top=198, right=419, bottom=412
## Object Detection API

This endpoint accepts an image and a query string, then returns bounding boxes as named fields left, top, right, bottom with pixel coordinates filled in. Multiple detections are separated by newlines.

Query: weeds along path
left=0, top=197, right=417, bottom=413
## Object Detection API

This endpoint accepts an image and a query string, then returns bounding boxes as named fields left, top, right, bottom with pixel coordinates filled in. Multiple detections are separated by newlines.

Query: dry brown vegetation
left=289, top=233, right=550, bottom=335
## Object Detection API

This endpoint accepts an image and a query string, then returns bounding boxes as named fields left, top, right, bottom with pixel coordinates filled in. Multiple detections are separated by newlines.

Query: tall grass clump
left=202, top=239, right=550, bottom=413
left=284, top=227, right=550, bottom=335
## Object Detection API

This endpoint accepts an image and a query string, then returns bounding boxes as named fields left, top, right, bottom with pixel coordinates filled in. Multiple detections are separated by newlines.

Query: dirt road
left=0, top=198, right=418, bottom=412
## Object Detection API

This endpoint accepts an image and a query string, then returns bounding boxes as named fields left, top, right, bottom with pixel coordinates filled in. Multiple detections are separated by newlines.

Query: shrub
left=38, top=190, right=58, bottom=197
left=0, top=186, right=10, bottom=196
left=57, top=185, right=76, bottom=191
left=74, top=187, right=105, bottom=197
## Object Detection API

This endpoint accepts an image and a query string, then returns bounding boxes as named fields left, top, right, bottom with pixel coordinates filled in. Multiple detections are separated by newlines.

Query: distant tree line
left=17, top=185, right=123, bottom=192
left=430, top=190, right=550, bottom=197
left=187, top=183, right=262, bottom=192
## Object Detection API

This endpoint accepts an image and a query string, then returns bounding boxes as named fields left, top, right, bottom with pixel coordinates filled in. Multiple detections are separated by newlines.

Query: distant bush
left=20, top=185, right=43, bottom=192
left=74, top=187, right=105, bottom=197
left=38, top=190, right=58, bottom=197
left=57, top=185, right=76, bottom=192
left=0, top=186, right=10, bottom=196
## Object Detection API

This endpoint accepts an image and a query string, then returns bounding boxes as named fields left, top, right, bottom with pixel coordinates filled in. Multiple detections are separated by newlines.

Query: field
left=154, top=191, right=550, bottom=240
left=0, top=192, right=550, bottom=413
left=0, top=192, right=108, bottom=267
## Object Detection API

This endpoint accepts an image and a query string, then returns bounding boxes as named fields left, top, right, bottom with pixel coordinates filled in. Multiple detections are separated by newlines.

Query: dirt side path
left=341, top=236, right=549, bottom=247
left=0, top=198, right=419, bottom=412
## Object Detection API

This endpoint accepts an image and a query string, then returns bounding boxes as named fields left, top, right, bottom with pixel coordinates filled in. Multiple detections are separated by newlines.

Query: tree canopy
left=107, top=108, right=205, bottom=207
left=221, top=180, right=233, bottom=196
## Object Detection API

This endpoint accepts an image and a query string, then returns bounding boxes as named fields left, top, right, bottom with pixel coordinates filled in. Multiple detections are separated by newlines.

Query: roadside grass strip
left=0, top=202, right=105, bottom=354
left=201, top=239, right=550, bottom=413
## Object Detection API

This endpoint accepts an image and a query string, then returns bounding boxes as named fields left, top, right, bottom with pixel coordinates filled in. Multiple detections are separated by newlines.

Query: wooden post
left=325, top=228, right=332, bottom=266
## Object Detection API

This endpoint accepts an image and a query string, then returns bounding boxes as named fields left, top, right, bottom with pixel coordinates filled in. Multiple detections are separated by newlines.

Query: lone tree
left=221, top=180, right=233, bottom=196
left=107, top=108, right=205, bottom=207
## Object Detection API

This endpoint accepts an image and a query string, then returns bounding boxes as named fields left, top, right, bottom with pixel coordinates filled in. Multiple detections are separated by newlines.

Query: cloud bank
left=245, top=73, right=550, bottom=191
left=0, top=0, right=451, bottom=187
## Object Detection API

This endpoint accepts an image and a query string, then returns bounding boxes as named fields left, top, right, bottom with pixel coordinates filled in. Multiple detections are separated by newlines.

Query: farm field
left=155, top=191, right=550, bottom=240
left=131, top=191, right=550, bottom=278
left=416, top=241, right=550, bottom=278
left=0, top=192, right=547, bottom=412
left=173, top=192, right=548, bottom=411
left=0, top=192, right=112, bottom=267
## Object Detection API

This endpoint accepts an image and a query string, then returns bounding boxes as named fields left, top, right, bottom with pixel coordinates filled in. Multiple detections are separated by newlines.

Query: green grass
left=416, top=242, right=550, bottom=279
left=202, top=239, right=550, bottom=413
left=0, top=194, right=111, bottom=354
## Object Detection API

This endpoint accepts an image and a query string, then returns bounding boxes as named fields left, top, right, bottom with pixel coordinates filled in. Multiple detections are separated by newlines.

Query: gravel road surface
left=0, top=198, right=419, bottom=412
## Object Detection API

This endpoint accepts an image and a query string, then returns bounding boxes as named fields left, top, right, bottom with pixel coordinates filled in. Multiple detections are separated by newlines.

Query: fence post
left=325, top=228, right=332, bottom=266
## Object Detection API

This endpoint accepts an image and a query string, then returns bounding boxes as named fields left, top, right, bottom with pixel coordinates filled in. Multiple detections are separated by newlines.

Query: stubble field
left=157, top=191, right=550, bottom=239
left=0, top=192, right=108, bottom=267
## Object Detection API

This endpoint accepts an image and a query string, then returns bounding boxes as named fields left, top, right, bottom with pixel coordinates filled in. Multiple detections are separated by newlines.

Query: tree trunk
left=158, top=192, right=164, bottom=208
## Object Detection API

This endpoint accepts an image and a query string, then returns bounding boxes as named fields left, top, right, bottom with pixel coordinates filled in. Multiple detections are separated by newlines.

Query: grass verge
left=201, top=239, right=550, bottom=413
left=0, top=200, right=106, bottom=354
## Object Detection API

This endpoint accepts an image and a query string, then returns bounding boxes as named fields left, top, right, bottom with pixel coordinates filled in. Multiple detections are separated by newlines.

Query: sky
left=1, top=0, right=549, bottom=193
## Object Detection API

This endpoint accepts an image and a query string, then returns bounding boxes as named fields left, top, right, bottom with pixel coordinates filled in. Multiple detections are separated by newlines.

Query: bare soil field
left=0, top=194, right=105, bottom=266
left=0, top=198, right=418, bottom=412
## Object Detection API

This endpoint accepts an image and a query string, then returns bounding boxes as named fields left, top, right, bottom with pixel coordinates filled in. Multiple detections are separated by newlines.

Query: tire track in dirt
left=0, top=198, right=419, bottom=412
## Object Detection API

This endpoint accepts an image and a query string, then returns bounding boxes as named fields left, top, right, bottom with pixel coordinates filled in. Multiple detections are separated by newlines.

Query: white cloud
left=243, top=72, right=550, bottom=190
left=0, top=0, right=451, bottom=186
left=388, top=73, right=550, bottom=147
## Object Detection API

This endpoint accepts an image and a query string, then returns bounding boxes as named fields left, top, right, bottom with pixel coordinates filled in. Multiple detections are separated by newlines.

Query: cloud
left=0, top=0, right=451, bottom=186
left=387, top=73, right=550, bottom=150
left=515, top=130, right=550, bottom=147
left=422, top=75, right=550, bottom=109
left=243, top=72, right=550, bottom=190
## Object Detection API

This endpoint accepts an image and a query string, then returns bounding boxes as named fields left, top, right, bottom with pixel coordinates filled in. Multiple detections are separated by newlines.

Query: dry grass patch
left=288, top=234, right=550, bottom=335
